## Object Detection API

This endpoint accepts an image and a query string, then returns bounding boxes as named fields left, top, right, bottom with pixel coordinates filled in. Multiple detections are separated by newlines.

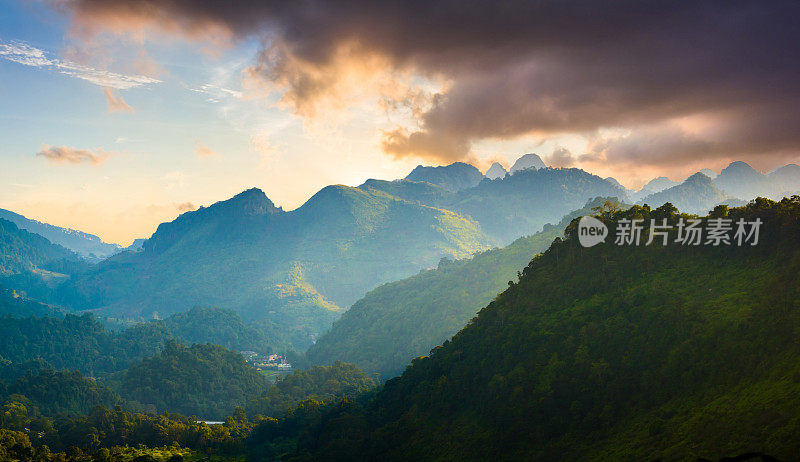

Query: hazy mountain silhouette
left=404, top=162, right=484, bottom=191
left=639, top=173, right=729, bottom=214
left=509, top=153, right=546, bottom=173
left=0, top=208, right=120, bottom=260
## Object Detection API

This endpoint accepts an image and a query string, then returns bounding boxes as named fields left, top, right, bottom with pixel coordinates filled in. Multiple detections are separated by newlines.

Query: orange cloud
left=195, top=143, right=219, bottom=158
left=36, top=144, right=114, bottom=166
left=103, top=87, right=134, bottom=113
left=176, top=202, right=196, bottom=213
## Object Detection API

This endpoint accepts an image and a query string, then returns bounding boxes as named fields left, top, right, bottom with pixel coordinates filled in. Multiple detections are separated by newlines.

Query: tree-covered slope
left=0, top=314, right=171, bottom=377
left=60, top=186, right=493, bottom=351
left=1, top=369, right=121, bottom=417
left=0, top=218, right=88, bottom=303
left=0, top=219, right=74, bottom=275
left=0, top=306, right=280, bottom=378
left=0, top=285, right=61, bottom=318
left=247, top=361, right=376, bottom=418
left=254, top=197, right=800, bottom=461
left=305, top=198, right=618, bottom=379
left=118, top=341, right=268, bottom=419
left=159, top=306, right=275, bottom=354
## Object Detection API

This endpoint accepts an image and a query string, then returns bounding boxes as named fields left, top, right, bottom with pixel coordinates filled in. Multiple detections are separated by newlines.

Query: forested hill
left=119, top=341, right=268, bottom=419
left=305, top=197, right=621, bottom=379
left=0, top=307, right=276, bottom=377
left=0, top=285, right=61, bottom=318
left=0, top=218, right=77, bottom=275
left=59, top=186, right=493, bottom=351
left=250, top=197, right=800, bottom=460
left=0, top=218, right=89, bottom=304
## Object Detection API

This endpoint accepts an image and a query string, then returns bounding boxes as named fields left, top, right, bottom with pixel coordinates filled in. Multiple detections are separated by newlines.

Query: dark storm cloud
left=60, top=0, right=800, bottom=164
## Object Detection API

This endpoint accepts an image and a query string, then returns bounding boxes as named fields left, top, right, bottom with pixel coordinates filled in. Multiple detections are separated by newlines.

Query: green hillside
left=160, top=306, right=275, bottom=354
left=0, top=218, right=77, bottom=276
left=118, top=341, right=268, bottom=419
left=246, top=361, right=376, bottom=418
left=0, top=314, right=170, bottom=376
left=60, top=186, right=493, bottom=351
left=0, top=218, right=86, bottom=301
left=250, top=196, right=800, bottom=461
left=0, top=307, right=281, bottom=378
left=1, top=369, right=121, bottom=417
left=0, top=285, right=61, bottom=318
left=305, top=197, right=619, bottom=378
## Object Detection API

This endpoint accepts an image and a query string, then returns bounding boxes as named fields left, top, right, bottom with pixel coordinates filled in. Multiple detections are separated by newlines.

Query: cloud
left=103, top=87, right=134, bottom=113
left=176, top=202, right=196, bottom=213
left=546, top=147, right=576, bottom=168
left=0, top=40, right=161, bottom=89
left=188, top=83, right=242, bottom=103
left=56, top=0, right=800, bottom=167
left=195, top=143, right=219, bottom=158
left=36, top=144, right=114, bottom=165
left=381, top=127, right=470, bottom=164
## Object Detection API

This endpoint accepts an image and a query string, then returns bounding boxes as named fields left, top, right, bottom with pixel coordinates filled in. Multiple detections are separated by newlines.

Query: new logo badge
left=578, top=216, right=608, bottom=247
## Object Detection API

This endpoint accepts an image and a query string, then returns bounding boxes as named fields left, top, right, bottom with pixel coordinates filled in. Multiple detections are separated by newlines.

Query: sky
left=1, top=0, right=798, bottom=245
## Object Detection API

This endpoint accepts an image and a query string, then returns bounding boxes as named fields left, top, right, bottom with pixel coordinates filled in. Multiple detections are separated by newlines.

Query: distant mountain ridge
left=404, top=162, right=484, bottom=191
left=620, top=161, right=800, bottom=211
left=638, top=173, right=729, bottom=214
left=365, top=165, right=626, bottom=244
left=0, top=208, right=120, bottom=260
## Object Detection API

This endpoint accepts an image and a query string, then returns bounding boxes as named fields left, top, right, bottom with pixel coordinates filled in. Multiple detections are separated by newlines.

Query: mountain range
left=56, top=186, right=493, bottom=351
left=364, top=165, right=625, bottom=244
left=626, top=162, right=800, bottom=212
left=0, top=208, right=120, bottom=260
left=2, top=155, right=800, bottom=355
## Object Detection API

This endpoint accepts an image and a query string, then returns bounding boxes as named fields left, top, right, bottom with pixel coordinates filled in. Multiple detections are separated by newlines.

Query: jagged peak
left=698, top=168, right=718, bottom=179
left=510, top=153, right=546, bottom=173
left=209, top=187, right=282, bottom=215
left=684, top=172, right=714, bottom=184
left=485, top=162, right=508, bottom=180
left=720, top=161, right=759, bottom=175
